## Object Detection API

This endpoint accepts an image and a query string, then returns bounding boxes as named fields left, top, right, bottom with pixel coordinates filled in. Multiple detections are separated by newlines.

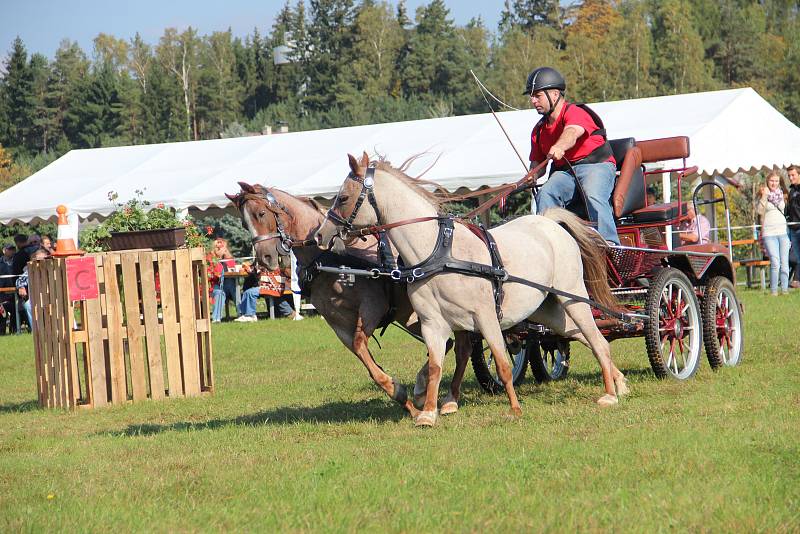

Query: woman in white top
left=756, top=171, right=790, bottom=295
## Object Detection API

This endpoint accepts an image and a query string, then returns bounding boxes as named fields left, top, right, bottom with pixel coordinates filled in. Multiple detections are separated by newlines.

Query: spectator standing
left=10, top=234, right=29, bottom=276
left=786, top=165, right=800, bottom=288
left=16, top=247, right=50, bottom=331
left=0, top=244, right=17, bottom=334
left=756, top=171, right=791, bottom=295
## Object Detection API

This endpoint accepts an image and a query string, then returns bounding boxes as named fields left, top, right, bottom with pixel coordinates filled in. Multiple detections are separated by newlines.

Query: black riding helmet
left=524, top=67, right=566, bottom=117
left=523, top=67, right=566, bottom=95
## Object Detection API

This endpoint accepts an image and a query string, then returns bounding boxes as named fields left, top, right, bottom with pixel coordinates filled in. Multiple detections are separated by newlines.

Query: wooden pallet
left=28, top=248, right=213, bottom=409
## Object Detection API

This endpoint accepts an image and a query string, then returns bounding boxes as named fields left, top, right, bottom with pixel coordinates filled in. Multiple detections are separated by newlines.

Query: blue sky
left=2, top=0, right=508, bottom=60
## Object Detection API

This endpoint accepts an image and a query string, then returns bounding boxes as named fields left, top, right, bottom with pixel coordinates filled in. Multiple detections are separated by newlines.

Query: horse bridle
left=240, top=189, right=296, bottom=256
left=324, top=167, right=383, bottom=235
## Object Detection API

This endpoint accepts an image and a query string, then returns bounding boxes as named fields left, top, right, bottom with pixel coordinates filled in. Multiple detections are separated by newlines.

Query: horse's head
left=227, top=182, right=322, bottom=271
left=316, top=152, right=380, bottom=250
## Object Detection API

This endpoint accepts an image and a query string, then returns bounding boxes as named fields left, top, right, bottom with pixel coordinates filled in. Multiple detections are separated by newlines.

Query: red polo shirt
left=530, top=103, right=615, bottom=167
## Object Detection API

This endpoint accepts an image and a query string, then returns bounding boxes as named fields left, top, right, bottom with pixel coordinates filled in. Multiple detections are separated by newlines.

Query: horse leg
left=440, top=332, right=471, bottom=415
left=559, top=298, right=622, bottom=406
left=350, top=321, right=420, bottom=417
left=415, top=322, right=451, bottom=427
left=413, top=337, right=455, bottom=410
left=477, top=317, right=522, bottom=417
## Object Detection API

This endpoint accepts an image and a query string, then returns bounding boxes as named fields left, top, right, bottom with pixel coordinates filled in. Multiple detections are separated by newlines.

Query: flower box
left=109, top=227, right=186, bottom=251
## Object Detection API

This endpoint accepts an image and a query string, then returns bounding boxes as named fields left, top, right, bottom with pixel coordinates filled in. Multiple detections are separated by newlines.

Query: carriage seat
left=609, top=138, right=645, bottom=218
left=629, top=202, right=688, bottom=223
left=613, top=136, right=691, bottom=224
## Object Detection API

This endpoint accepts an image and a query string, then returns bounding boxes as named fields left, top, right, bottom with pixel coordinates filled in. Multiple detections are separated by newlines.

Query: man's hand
left=547, top=145, right=566, bottom=161
left=760, top=185, right=770, bottom=198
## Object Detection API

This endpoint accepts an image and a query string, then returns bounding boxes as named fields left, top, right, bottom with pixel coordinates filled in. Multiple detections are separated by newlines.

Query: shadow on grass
left=0, top=400, right=39, bottom=414
left=109, top=398, right=407, bottom=437
left=563, top=367, right=655, bottom=384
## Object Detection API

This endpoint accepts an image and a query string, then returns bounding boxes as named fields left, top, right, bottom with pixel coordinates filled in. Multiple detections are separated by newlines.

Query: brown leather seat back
left=611, top=144, right=645, bottom=218
left=637, top=136, right=690, bottom=163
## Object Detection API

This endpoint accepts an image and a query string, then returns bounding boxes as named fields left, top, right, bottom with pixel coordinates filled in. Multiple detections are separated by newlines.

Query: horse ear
left=238, top=181, right=256, bottom=194
left=360, top=151, right=369, bottom=169
left=225, top=192, right=239, bottom=202
left=348, top=153, right=360, bottom=175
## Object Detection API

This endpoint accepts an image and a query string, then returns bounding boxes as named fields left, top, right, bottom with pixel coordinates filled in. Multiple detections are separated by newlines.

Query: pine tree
left=48, top=40, right=90, bottom=152
left=196, top=30, right=241, bottom=138
left=499, top=0, right=561, bottom=33
left=3, top=37, right=36, bottom=151
left=28, top=53, right=52, bottom=153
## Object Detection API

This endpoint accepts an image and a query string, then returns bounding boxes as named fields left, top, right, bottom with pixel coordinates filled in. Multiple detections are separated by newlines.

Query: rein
left=331, top=160, right=551, bottom=241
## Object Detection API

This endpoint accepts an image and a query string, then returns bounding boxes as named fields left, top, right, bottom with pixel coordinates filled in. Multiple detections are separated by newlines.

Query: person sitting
left=525, top=66, right=619, bottom=245
left=646, top=187, right=657, bottom=206
left=235, top=265, right=297, bottom=322
left=209, top=238, right=237, bottom=323
left=677, top=205, right=711, bottom=246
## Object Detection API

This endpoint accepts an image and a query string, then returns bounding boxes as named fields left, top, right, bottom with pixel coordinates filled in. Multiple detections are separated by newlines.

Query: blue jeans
left=536, top=161, right=619, bottom=244
left=788, top=227, right=800, bottom=282
left=210, top=278, right=238, bottom=321
left=23, top=298, right=32, bottom=331
left=763, top=233, right=791, bottom=293
left=239, top=287, right=294, bottom=317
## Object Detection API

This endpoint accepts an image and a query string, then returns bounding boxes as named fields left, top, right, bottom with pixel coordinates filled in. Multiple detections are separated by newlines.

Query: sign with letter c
left=66, top=256, right=99, bottom=301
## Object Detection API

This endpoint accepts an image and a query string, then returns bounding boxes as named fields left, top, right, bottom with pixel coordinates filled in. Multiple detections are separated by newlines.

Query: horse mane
left=374, top=158, right=445, bottom=212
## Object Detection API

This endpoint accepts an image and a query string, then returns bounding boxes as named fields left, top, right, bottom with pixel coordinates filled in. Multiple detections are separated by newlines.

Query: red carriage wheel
left=702, top=276, right=744, bottom=368
left=644, top=268, right=703, bottom=380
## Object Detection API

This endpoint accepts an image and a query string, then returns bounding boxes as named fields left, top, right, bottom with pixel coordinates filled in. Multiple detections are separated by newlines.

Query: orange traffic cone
left=51, top=205, right=84, bottom=257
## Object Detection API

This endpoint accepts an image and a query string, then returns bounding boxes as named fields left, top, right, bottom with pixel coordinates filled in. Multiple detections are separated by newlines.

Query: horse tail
left=541, top=207, right=620, bottom=313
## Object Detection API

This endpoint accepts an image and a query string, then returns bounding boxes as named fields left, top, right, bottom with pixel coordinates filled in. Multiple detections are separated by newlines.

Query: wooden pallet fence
left=28, top=248, right=214, bottom=409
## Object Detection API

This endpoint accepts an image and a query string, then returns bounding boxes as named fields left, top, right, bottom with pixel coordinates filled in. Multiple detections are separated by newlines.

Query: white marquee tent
left=1, top=87, right=798, bottom=224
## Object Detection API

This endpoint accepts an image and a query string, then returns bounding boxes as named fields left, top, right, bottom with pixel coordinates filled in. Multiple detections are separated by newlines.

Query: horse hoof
left=615, top=377, right=630, bottom=397
left=414, top=410, right=438, bottom=427
left=597, top=393, right=618, bottom=407
left=440, top=400, right=458, bottom=416
left=505, top=406, right=523, bottom=419
left=413, top=394, right=426, bottom=411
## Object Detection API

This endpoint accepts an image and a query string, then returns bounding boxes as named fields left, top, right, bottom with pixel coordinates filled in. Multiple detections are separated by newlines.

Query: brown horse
left=317, top=154, right=629, bottom=426
left=227, top=183, right=473, bottom=418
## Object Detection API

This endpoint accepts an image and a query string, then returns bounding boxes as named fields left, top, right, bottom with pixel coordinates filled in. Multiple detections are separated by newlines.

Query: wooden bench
left=725, top=238, right=770, bottom=289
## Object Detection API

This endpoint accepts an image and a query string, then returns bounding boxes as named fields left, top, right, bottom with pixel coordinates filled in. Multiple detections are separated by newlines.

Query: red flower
left=156, top=202, right=165, bottom=209
left=123, top=207, right=132, bottom=215
left=205, top=225, right=214, bottom=236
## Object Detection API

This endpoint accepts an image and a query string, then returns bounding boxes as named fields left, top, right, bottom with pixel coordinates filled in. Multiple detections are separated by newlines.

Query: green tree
left=2, top=37, right=36, bottom=150
left=302, top=0, right=358, bottom=111
left=651, top=0, right=714, bottom=94
left=564, top=0, right=625, bottom=102
left=196, top=30, right=241, bottom=138
left=28, top=53, right=53, bottom=153
left=499, top=0, right=562, bottom=33
left=156, top=27, right=200, bottom=140
left=48, top=40, right=90, bottom=152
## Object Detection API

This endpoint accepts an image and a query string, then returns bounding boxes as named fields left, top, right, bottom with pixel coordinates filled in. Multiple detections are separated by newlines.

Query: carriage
left=470, top=135, right=744, bottom=393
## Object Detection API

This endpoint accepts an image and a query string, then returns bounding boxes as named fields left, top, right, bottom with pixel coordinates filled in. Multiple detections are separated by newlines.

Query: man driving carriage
left=526, top=67, right=620, bottom=245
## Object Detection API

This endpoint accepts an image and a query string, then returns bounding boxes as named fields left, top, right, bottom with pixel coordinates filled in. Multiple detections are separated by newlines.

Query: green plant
left=79, top=190, right=211, bottom=252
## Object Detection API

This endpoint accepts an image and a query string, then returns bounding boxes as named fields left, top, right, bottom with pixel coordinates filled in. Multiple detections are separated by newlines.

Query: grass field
left=1, top=288, right=798, bottom=532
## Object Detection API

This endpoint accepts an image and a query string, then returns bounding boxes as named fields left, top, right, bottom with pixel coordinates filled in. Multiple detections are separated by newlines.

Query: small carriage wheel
left=644, top=268, right=703, bottom=380
left=527, top=336, right=570, bottom=383
left=470, top=336, right=528, bottom=394
left=702, top=276, right=744, bottom=368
